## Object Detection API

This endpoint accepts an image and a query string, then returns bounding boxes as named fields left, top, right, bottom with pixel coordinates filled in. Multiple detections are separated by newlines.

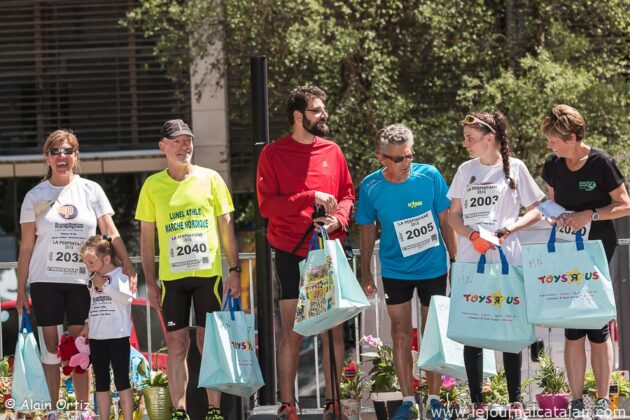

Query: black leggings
left=464, top=346, right=522, bottom=403
left=90, top=337, right=131, bottom=392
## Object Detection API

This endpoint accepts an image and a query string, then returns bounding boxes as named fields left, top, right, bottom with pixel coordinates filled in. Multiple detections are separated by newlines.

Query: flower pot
left=486, top=403, right=509, bottom=419
left=372, top=392, right=403, bottom=420
left=617, top=396, right=630, bottom=415
left=536, top=393, right=569, bottom=417
left=341, top=398, right=361, bottom=420
left=143, top=386, right=172, bottom=420
left=582, top=394, right=596, bottom=413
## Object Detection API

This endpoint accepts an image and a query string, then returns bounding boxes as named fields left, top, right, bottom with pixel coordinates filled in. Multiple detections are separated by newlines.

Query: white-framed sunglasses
left=462, top=114, right=496, bottom=133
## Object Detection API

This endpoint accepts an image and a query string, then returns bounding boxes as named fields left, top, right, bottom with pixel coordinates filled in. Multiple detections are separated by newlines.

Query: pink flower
left=442, top=375, right=457, bottom=391
left=361, top=335, right=383, bottom=347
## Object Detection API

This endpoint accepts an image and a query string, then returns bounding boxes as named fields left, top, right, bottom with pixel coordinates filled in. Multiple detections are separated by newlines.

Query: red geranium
left=343, top=361, right=357, bottom=380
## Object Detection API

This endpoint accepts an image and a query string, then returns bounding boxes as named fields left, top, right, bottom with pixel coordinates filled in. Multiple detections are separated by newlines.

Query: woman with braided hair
left=447, top=112, right=545, bottom=420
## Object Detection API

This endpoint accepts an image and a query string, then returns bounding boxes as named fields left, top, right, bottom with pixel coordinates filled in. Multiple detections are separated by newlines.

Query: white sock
left=427, top=394, right=440, bottom=406
left=403, top=396, right=416, bottom=404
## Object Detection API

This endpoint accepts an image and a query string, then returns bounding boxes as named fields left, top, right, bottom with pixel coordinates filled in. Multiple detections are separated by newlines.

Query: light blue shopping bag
left=447, top=247, right=535, bottom=353
left=12, top=309, right=50, bottom=411
left=521, top=225, right=616, bottom=329
left=199, top=292, right=264, bottom=397
left=418, top=295, right=497, bottom=380
left=293, top=229, right=369, bottom=337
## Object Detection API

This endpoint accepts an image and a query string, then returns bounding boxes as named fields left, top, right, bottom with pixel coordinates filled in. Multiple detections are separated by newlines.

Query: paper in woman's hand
left=537, top=200, right=566, bottom=219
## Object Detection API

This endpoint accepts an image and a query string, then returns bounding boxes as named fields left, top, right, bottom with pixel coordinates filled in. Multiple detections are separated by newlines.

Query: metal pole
left=251, top=55, right=275, bottom=405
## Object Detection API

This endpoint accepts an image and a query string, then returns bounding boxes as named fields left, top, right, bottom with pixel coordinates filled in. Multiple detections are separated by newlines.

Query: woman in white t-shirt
left=16, top=129, right=137, bottom=420
left=447, top=112, right=544, bottom=420
left=79, top=235, right=135, bottom=420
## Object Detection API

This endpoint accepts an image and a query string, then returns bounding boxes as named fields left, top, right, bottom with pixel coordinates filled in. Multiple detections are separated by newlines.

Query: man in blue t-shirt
left=357, top=124, right=457, bottom=420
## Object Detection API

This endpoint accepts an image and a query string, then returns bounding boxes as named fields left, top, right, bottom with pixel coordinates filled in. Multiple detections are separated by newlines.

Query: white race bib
left=556, top=212, right=591, bottom=243
left=394, top=210, right=440, bottom=258
left=46, top=238, right=86, bottom=278
left=168, top=231, right=212, bottom=273
left=462, top=184, right=501, bottom=225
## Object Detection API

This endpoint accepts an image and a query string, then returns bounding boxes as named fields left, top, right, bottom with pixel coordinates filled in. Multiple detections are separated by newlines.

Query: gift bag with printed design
left=418, top=295, right=497, bottom=380
left=293, top=229, right=369, bottom=337
left=447, top=247, right=535, bottom=353
left=198, top=293, right=264, bottom=397
left=521, top=225, right=616, bottom=329
left=12, top=309, right=50, bottom=410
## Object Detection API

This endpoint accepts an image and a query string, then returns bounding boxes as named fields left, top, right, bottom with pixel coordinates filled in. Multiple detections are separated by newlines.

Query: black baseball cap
left=161, top=119, right=195, bottom=139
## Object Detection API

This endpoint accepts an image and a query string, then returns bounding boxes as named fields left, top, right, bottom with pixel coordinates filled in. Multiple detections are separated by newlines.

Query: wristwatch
left=228, top=266, right=242, bottom=273
left=591, top=209, right=600, bottom=221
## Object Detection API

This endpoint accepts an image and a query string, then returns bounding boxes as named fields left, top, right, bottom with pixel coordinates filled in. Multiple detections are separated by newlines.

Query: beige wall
left=190, top=44, right=231, bottom=188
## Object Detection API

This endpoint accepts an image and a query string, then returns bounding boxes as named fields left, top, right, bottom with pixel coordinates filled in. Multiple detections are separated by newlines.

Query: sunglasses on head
left=462, top=115, right=496, bottom=133
left=49, top=147, right=76, bottom=156
left=382, top=152, right=414, bottom=163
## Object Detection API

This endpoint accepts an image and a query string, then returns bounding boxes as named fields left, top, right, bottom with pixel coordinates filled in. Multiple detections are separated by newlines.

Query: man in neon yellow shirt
left=136, top=119, right=241, bottom=420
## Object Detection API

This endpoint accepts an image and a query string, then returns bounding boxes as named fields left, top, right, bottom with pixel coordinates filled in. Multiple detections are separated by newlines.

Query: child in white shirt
left=79, top=235, right=135, bottom=420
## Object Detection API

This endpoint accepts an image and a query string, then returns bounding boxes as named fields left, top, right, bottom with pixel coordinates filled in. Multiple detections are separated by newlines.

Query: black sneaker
left=570, top=399, right=592, bottom=420
left=592, top=398, right=612, bottom=420
left=205, top=407, right=224, bottom=420
left=170, top=409, right=190, bottom=420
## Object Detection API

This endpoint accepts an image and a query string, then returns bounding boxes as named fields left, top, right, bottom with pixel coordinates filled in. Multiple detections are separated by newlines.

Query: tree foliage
left=125, top=0, right=630, bottom=184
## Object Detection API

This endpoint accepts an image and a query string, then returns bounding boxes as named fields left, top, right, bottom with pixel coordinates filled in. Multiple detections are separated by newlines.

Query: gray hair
left=374, top=123, right=414, bottom=154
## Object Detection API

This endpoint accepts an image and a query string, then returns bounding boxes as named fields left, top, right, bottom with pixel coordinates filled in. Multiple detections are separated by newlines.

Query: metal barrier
left=1, top=239, right=629, bottom=416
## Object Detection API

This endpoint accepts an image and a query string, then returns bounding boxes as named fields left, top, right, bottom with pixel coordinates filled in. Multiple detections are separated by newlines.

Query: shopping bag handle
left=547, top=224, right=584, bottom=253
left=19, top=308, right=32, bottom=334
left=477, top=246, right=509, bottom=275
left=221, top=290, right=242, bottom=320
left=307, top=226, right=330, bottom=251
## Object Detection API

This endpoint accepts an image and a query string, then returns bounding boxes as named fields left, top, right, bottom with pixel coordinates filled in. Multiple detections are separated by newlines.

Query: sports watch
left=591, top=209, right=600, bottom=221
left=228, top=266, right=242, bottom=273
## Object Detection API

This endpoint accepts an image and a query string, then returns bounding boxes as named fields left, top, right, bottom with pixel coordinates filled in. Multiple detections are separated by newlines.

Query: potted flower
left=481, top=369, right=510, bottom=419
left=584, top=369, right=630, bottom=413
left=138, top=348, right=172, bottom=420
left=361, top=335, right=402, bottom=420
left=418, top=375, right=470, bottom=418
left=532, top=350, right=569, bottom=417
left=339, top=358, right=367, bottom=420
left=0, top=356, right=13, bottom=416
left=612, top=371, right=630, bottom=413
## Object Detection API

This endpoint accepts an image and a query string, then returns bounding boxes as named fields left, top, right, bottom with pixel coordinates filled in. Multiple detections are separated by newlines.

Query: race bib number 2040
left=168, top=232, right=212, bottom=273
left=393, top=210, right=440, bottom=258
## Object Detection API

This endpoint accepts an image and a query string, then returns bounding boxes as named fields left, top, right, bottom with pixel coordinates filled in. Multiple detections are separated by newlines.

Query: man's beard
left=303, top=117, right=330, bottom=137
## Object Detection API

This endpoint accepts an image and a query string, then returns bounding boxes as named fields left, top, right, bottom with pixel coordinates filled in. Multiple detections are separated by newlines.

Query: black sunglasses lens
left=50, top=148, right=74, bottom=155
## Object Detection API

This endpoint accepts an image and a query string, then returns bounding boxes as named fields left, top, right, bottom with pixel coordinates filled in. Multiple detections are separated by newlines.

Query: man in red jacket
left=257, top=85, right=355, bottom=420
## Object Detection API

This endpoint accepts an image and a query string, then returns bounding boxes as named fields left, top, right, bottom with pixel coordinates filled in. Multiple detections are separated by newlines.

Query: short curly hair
left=374, top=124, right=414, bottom=154
left=287, top=85, right=327, bottom=125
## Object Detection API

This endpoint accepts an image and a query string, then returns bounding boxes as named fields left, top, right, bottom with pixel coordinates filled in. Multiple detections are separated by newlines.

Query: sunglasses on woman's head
left=49, top=147, right=76, bottom=156
left=462, top=115, right=496, bottom=133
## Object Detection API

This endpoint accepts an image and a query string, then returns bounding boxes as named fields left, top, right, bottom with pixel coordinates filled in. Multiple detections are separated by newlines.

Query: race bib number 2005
left=394, top=210, right=440, bottom=258
left=168, top=232, right=212, bottom=273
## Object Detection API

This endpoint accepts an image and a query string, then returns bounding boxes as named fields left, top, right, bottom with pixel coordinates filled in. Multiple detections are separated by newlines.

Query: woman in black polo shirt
left=540, top=104, right=630, bottom=420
